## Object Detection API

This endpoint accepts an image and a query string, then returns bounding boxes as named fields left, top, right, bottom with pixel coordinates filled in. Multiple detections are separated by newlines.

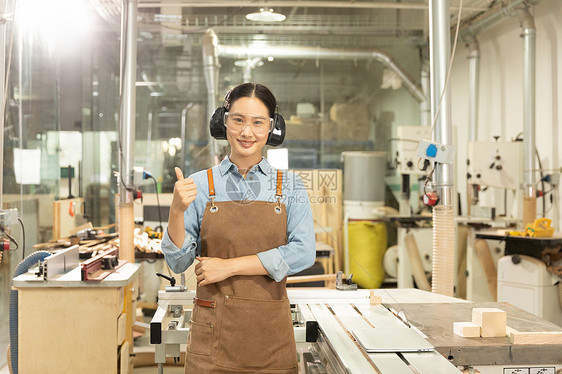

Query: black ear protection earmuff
left=209, top=90, right=286, bottom=147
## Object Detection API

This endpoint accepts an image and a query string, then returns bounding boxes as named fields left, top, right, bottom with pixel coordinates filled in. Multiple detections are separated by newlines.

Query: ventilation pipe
left=217, top=45, right=426, bottom=103
left=466, top=35, right=480, bottom=214
left=516, top=6, right=537, bottom=227
left=202, top=29, right=219, bottom=164
left=429, top=0, right=455, bottom=297
left=118, top=0, right=137, bottom=264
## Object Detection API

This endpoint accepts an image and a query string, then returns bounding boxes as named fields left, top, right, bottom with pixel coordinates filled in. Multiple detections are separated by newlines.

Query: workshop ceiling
left=87, top=0, right=520, bottom=103
left=91, top=0, right=513, bottom=49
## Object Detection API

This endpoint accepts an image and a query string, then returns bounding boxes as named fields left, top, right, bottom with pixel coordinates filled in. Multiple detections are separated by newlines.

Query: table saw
left=151, top=287, right=562, bottom=374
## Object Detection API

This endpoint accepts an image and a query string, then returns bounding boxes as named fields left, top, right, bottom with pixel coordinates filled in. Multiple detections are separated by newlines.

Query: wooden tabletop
left=388, top=301, right=562, bottom=366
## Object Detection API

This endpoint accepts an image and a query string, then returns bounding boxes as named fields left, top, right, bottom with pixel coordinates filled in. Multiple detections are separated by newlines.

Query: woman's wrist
left=225, top=258, right=239, bottom=278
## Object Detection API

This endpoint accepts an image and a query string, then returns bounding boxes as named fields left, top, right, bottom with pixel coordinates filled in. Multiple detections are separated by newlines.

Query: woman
left=161, top=82, right=316, bottom=373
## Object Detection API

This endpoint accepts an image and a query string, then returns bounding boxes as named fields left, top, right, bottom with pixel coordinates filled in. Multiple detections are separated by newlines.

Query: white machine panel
left=497, top=255, right=562, bottom=326
left=396, top=126, right=431, bottom=175
left=468, top=141, right=522, bottom=189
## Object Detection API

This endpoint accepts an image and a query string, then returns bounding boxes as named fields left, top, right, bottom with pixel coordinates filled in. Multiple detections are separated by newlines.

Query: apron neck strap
left=206, top=168, right=283, bottom=199
left=207, top=169, right=216, bottom=198
left=276, top=170, right=283, bottom=199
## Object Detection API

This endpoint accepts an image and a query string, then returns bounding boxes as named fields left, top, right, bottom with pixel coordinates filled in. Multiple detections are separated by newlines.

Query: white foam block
left=472, top=308, right=506, bottom=338
left=453, top=322, right=481, bottom=338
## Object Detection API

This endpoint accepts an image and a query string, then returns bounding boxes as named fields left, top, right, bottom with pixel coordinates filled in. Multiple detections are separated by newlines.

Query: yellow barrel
left=348, top=221, right=387, bottom=289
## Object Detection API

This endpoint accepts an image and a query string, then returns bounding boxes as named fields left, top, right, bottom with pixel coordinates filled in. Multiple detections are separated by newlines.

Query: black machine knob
left=156, top=272, right=176, bottom=287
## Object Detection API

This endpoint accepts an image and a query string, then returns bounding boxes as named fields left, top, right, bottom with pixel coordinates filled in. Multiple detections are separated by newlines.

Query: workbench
left=390, top=302, right=562, bottom=367
left=288, top=289, right=562, bottom=374
left=150, top=287, right=562, bottom=373
left=13, top=262, right=141, bottom=374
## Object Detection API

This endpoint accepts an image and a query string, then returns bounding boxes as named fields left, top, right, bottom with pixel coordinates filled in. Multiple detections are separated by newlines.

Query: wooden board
left=506, top=326, right=562, bottom=345
left=53, top=197, right=84, bottom=240
left=293, top=169, right=343, bottom=272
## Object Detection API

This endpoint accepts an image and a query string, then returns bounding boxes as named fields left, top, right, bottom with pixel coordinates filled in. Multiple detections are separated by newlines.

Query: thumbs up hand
left=171, top=167, right=198, bottom=214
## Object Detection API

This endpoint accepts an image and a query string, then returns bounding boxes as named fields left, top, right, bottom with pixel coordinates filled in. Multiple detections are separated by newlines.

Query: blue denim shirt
left=161, top=157, right=316, bottom=282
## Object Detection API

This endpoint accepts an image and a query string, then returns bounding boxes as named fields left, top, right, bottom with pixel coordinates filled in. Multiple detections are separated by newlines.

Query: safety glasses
left=224, top=112, right=274, bottom=135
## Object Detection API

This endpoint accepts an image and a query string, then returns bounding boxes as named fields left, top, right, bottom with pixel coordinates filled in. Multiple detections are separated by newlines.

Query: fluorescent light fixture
left=246, top=8, right=286, bottom=22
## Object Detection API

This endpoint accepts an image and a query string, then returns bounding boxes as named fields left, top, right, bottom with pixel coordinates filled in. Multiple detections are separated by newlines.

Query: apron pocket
left=217, top=296, right=296, bottom=370
left=187, top=320, right=214, bottom=356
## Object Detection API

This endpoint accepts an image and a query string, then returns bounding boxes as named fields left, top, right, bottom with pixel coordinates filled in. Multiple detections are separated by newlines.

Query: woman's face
left=226, top=96, right=271, bottom=160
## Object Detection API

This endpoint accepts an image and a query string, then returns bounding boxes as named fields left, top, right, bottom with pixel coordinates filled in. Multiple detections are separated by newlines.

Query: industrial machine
left=476, top=230, right=562, bottom=327
left=150, top=286, right=562, bottom=373
left=498, top=254, right=562, bottom=326
left=395, top=126, right=431, bottom=215
left=463, top=140, right=523, bottom=302
left=467, top=140, right=523, bottom=219
left=341, top=151, right=388, bottom=288
left=0, top=208, right=19, bottom=264
left=392, top=126, right=435, bottom=289
left=150, top=273, right=193, bottom=374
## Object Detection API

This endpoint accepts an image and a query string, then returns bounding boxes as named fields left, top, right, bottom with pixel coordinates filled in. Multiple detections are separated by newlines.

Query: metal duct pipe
left=218, top=45, right=426, bottom=103
left=517, top=6, right=536, bottom=199
left=466, top=35, right=480, bottom=216
left=420, top=60, right=431, bottom=126
left=202, top=29, right=219, bottom=164
left=461, top=0, right=541, bottom=37
left=118, top=0, right=137, bottom=204
left=466, top=35, right=480, bottom=143
left=430, top=0, right=454, bottom=206
left=429, top=0, right=455, bottom=297
left=118, top=0, right=137, bottom=264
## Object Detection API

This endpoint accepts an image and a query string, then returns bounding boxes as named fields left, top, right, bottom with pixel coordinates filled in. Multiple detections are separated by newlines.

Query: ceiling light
left=246, top=8, right=286, bottom=22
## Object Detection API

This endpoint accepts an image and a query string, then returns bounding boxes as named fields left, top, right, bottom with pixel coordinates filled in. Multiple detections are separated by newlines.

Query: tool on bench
left=81, top=247, right=127, bottom=281
left=336, top=271, right=358, bottom=291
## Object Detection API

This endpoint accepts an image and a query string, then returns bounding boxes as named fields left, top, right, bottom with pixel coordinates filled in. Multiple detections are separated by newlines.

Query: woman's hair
left=224, top=83, right=277, bottom=117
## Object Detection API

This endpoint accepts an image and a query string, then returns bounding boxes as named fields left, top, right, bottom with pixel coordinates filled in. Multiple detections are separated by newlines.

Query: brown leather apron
left=185, top=168, right=298, bottom=373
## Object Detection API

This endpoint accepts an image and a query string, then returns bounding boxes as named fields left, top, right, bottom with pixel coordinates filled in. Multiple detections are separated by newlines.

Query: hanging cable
left=18, top=217, right=25, bottom=261
left=146, top=173, right=163, bottom=232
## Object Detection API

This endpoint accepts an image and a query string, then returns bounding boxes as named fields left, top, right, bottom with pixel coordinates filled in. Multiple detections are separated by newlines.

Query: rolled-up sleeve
left=161, top=195, right=201, bottom=274
left=257, top=173, right=316, bottom=282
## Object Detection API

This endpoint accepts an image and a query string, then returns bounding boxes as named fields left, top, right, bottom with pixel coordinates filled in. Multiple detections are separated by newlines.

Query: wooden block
left=370, top=291, right=382, bottom=305
left=453, top=322, right=481, bottom=337
left=509, top=331, right=562, bottom=345
left=472, top=308, right=506, bottom=337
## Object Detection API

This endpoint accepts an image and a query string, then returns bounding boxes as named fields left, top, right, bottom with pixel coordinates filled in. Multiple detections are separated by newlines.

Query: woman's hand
left=195, top=257, right=233, bottom=286
left=171, top=167, right=197, bottom=214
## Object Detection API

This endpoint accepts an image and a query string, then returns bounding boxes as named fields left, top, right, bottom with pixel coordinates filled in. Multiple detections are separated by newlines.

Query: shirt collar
left=218, top=156, right=272, bottom=176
